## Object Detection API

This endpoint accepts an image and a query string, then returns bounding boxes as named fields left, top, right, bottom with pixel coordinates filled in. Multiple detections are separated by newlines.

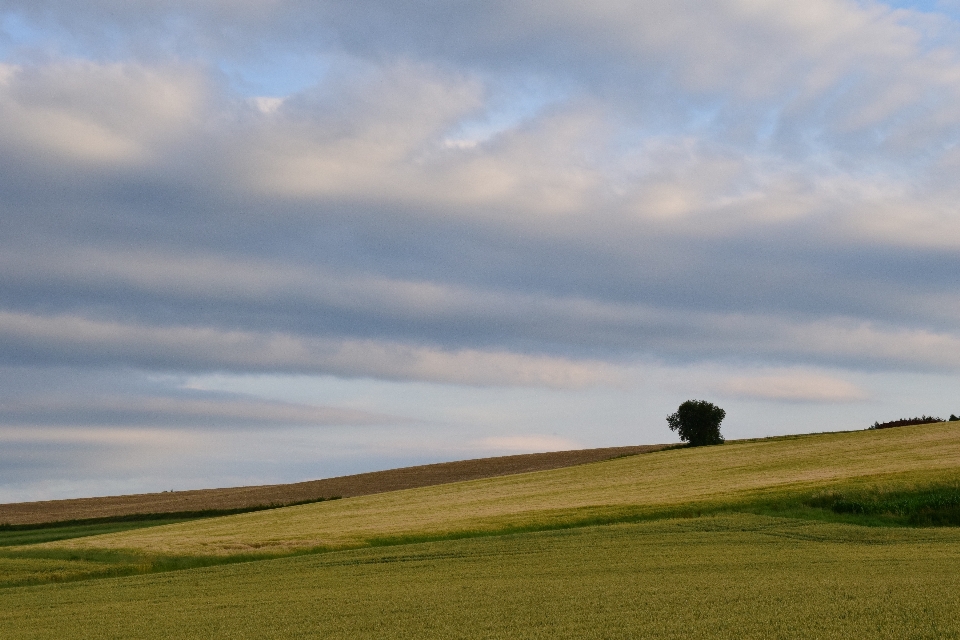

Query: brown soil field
left=0, top=444, right=670, bottom=525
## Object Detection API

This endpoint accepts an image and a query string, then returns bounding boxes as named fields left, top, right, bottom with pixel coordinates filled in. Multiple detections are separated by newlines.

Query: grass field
left=3, top=515, right=960, bottom=638
left=1, top=422, right=959, bottom=638
left=0, top=445, right=666, bottom=525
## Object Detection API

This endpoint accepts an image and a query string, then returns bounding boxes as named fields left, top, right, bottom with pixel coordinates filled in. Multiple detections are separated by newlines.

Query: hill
left=3, top=422, right=960, bottom=638
left=30, top=421, right=960, bottom=557
left=0, top=444, right=668, bottom=525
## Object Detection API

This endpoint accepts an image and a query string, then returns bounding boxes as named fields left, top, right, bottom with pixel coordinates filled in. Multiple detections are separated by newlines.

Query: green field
left=2, top=422, right=960, bottom=637
left=4, top=515, right=960, bottom=639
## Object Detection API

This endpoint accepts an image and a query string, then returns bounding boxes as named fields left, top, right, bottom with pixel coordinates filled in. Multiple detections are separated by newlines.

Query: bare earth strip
left=0, top=444, right=669, bottom=525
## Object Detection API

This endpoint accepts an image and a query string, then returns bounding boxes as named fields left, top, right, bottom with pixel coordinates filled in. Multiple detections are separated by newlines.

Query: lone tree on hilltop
left=667, top=400, right=726, bottom=447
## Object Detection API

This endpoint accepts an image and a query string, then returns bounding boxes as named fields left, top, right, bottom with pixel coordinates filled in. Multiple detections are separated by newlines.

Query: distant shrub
left=667, top=400, right=725, bottom=447
left=869, top=415, right=944, bottom=430
left=951, top=414, right=959, bottom=422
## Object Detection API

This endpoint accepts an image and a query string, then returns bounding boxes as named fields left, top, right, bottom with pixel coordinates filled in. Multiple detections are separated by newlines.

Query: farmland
left=0, top=444, right=667, bottom=526
left=1, top=421, right=960, bottom=637
left=4, top=515, right=960, bottom=638
left=30, top=422, right=960, bottom=557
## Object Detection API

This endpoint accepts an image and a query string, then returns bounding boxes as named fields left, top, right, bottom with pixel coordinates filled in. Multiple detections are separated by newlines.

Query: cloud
left=0, top=425, right=203, bottom=446
left=0, top=395, right=401, bottom=427
left=249, top=96, right=285, bottom=114
left=9, top=1, right=960, bottom=137
left=2, top=0, right=960, bottom=498
left=472, top=435, right=582, bottom=453
left=0, top=310, right=622, bottom=388
left=3, top=251, right=960, bottom=376
left=779, top=319, right=960, bottom=370
left=717, top=371, right=869, bottom=403
left=0, top=60, right=204, bottom=166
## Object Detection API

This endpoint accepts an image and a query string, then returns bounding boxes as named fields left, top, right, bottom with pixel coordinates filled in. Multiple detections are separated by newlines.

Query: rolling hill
left=32, top=421, right=960, bottom=557
left=2, top=422, right=960, bottom=638
left=0, top=444, right=668, bottom=525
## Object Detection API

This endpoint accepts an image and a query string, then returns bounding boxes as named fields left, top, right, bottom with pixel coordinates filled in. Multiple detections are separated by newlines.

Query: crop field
left=26, top=421, right=960, bottom=557
left=1, top=422, right=959, bottom=638
left=4, top=515, right=960, bottom=639
left=0, top=444, right=667, bottom=525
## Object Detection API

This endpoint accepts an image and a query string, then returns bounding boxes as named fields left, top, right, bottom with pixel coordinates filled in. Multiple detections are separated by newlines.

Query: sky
left=1, top=0, right=959, bottom=502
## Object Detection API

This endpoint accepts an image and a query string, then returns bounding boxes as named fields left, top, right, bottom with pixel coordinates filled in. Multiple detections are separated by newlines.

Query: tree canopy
left=666, top=400, right=726, bottom=447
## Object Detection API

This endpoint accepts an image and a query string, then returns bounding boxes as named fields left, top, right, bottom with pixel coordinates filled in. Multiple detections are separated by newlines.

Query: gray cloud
left=0, top=364, right=411, bottom=432
left=0, top=394, right=403, bottom=427
left=0, top=1, right=959, bottom=498
left=0, top=310, right=623, bottom=387
left=14, top=0, right=960, bottom=501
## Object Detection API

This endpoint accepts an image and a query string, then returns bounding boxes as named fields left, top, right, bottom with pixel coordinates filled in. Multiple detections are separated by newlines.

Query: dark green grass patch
left=0, top=544, right=349, bottom=589
left=0, top=495, right=341, bottom=547
left=0, top=518, right=205, bottom=547
left=695, top=483, right=960, bottom=528
left=805, top=484, right=960, bottom=526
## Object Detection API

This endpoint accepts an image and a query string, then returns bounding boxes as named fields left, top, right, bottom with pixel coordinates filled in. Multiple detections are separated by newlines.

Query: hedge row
left=869, top=414, right=960, bottom=430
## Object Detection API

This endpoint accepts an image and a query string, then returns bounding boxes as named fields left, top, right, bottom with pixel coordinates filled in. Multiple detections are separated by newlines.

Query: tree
left=667, top=400, right=726, bottom=447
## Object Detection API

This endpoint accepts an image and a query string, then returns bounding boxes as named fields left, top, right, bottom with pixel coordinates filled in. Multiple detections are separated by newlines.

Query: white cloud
left=241, top=61, right=485, bottom=197
left=0, top=61, right=204, bottom=165
left=472, top=434, right=582, bottom=453
left=782, top=319, right=960, bottom=369
left=717, top=371, right=869, bottom=403
left=328, top=341, right=622, bottom=389
left=230, top=66, right=606, bottom=218
left=249, top=96, right=285, bottom=114
left=3, top=0, right=960, bottom=499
